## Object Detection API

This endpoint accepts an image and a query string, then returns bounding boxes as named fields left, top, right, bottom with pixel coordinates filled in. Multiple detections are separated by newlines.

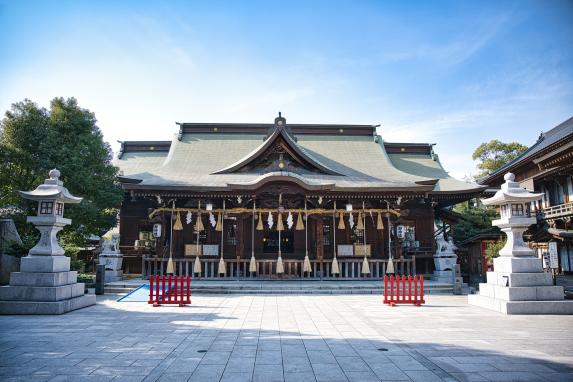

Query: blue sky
left=1, top=0, right=572, bottom=178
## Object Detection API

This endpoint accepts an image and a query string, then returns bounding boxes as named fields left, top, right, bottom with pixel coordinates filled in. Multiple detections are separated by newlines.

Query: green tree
left=485, top=239, right=505, bottom=262
left=452, top=201, right=500, bottom=245
left=0, top=98, right=122, bottom=249
left=472, top=140, right=528, bottom=177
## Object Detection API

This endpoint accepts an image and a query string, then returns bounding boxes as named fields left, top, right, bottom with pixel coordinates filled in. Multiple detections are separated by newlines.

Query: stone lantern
left=20, top=169, right=82, bottom=260
left=468, top=172, right=573, bottom=314
left=0, top=169, right=96, bottom=314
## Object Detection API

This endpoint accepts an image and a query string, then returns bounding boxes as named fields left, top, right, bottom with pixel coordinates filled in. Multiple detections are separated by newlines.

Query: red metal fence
left=383, top=275, right=425, bottom=306
left=148, top=275, right=191, bottom=307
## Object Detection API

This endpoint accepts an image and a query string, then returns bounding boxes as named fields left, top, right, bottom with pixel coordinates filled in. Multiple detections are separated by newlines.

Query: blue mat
left=117, top=284, right=149, bottom=302
left=117, top=283, right=180, bottom=302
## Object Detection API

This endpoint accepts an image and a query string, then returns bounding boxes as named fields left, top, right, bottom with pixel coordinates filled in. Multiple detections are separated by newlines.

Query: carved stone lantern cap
left=481, top=172, right=543, bottom=206
left=18, top=169, right=83, bottom=204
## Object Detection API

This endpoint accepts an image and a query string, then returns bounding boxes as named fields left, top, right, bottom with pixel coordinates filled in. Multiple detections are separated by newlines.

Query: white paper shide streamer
left=286, top=211, right=293, bottom=229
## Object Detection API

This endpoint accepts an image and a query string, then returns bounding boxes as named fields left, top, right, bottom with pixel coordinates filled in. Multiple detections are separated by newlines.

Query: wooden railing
left=142, top=256, right=416, bottom=280
left=543, top=202, right=573, bottom=220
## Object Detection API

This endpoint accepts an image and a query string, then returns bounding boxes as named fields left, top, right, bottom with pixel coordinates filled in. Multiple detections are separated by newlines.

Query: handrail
left=141, top=256, right=416, bottom=280
left=543, top=201, right=573, bottom=219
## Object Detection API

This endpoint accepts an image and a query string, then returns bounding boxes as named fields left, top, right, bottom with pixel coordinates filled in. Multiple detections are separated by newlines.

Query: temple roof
left=114, top=120, right=485, bottom=195
left=479, top=116, right=573, bottom=185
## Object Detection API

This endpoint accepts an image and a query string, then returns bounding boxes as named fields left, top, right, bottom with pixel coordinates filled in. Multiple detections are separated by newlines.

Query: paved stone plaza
left=1, top=294, right=572, bottom=382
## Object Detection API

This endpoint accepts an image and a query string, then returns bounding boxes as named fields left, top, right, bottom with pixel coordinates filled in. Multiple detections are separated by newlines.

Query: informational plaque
left=202, top=244, right=219, bottom=257
left=549, top=242, right=559, bottom=269
left=354, top=244, right=371, bottom=257
left=184, top=244, right=202, bottom=257
left=338, top=245, right=354, bottom=257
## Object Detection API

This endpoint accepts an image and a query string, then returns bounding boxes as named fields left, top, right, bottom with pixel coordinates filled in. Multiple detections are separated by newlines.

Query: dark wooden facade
left=116, top=115, right=485, bottom=276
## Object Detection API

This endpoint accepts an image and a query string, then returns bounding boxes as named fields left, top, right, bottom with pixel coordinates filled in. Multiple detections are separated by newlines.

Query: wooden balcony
left=543, top=201, right=573, bottom=220
left=142, top=257, right=416, bottom=280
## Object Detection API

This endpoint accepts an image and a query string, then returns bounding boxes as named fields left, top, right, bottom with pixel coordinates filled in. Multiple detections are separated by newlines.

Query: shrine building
left=114, top=114, right=485, bottom=279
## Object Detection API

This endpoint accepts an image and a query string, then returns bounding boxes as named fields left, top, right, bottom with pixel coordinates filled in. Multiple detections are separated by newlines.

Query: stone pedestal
left=98, top=233, right=124, bottom=283
left=433, top=235, right=457, bottom=284
left=469, top=256, right=573, bottom=314
left=0, top=255, right=95, bottom=315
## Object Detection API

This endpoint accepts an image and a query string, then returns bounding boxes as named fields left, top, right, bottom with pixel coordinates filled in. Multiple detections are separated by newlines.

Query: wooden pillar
left=236, top=215, right=245, bottom=261
left=315, top=217, right=324, bottom=261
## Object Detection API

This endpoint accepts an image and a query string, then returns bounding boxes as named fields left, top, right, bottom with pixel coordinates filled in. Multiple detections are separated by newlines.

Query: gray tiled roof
left=114, top=129, right=484, bottom=194
left=479, top=116, right=573, bottom=185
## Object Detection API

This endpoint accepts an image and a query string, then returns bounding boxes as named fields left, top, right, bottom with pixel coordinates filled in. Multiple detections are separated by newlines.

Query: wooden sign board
left=203, top=244, right=219, bottom=257
left=354, top=244, right=371, bottom=257
left=338, top=245, right=354, bottom=257
left=184, top=244, right=202, bottom=257
left=549, top=242, right=559, bottom=269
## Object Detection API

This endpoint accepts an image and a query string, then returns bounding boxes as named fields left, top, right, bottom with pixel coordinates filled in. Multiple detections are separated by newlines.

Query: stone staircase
left=105, top=279, right=455, bottom=295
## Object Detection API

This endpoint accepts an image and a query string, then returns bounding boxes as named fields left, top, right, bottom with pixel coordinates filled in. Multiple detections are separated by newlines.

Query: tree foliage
left=472, top=139, right=528, bottom=177
left=485, top=239, right=505, bottom=261
left=0, top=98, right=122, bottom=248
left=452, top=201, right=500, bottom=245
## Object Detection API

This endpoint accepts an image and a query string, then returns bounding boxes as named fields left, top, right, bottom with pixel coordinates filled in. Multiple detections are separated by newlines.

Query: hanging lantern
left=193, top=255, right=201, bottom=274
left=377, top=212, right=384, bottom=230
left=295, top=212, right=304, bottom=230
left=215, top=213, right=222, bottom=231
left=249, top=254, right=257, bottom=273
left=277, top=213, right=284, bottom=231
left=338, top=211, right=345, bottom=230
left=361, top=256, right=370, bottom=274
left=173, top=212, right=183, bottom=230
left=357, top=212, right=364, bottom=230
left=303, top=253, right=312, bottom=273
left=257, top=212, right=263, bottom=230
left=331, top=257, right=340, bottom=275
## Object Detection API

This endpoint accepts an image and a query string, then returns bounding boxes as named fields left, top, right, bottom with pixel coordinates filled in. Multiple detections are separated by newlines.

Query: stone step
left=486, top=271, right=553, bottom=287
left=9, top=271, right=77, bottom=287
left=105, top=284, right=454, bottom=295
left=469, top=294, right=573, bottom=315
left=0, top=294, right=96, bottom=315
left=0, top=283, right=85, bottom=302
left=478, top=283, right=564, bottom=301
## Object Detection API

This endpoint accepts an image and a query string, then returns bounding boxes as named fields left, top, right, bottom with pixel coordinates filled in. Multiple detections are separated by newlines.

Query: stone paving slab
left=0, top=294, right=572, bottom=381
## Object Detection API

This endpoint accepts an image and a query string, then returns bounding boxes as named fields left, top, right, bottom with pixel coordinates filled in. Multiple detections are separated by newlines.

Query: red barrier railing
left=148, top=275, right=191, bottom=307
left=383, top=275, right=425, bottom=306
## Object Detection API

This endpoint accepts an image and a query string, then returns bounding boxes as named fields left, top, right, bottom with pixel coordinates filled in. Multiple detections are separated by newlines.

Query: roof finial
left=278, top=111, right=281, bottom=118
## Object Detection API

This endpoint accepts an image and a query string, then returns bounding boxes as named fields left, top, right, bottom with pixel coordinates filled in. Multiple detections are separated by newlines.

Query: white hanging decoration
left=209, top=212, right=216, bottom=227
left=185, top=211, right=192, bottom=225
left=267, top=211, right=274, bottom=229
left=286, top=211, right=294, bottom=229
left=348, top=213, right=355, bottom=229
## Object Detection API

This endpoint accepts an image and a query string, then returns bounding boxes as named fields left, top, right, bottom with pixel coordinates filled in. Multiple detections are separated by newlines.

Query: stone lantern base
left=468, top=256, right=573, bottom=315
left=0, top=255, right=96, bottom=315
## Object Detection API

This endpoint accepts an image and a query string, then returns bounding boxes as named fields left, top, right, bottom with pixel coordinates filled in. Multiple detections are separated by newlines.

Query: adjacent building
left=478, top=117, right=573, bottom=273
